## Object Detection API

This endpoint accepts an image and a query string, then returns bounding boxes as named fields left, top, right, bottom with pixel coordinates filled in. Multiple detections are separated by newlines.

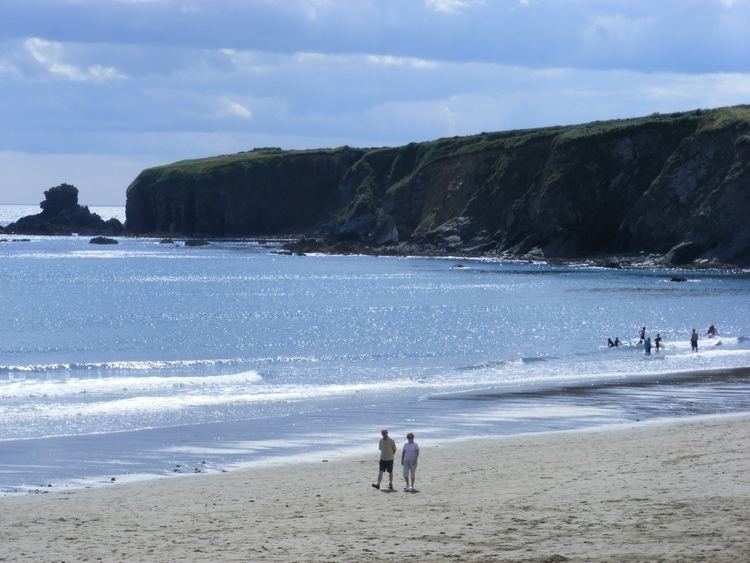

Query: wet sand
left=1, top=414, right=748, bottom=562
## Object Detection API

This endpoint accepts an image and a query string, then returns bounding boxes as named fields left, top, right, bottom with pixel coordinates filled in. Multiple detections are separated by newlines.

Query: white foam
left=0, top=371, right=262, bottom=399
left=0, top=358, right=246, bottom=373
left=455, top=405, right=620, bottom=422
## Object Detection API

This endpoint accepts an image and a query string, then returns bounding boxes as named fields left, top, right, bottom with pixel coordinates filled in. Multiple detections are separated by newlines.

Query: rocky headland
left=6, top=184, right=123, bottom=236
left=125, top=106, right=750, bottom=267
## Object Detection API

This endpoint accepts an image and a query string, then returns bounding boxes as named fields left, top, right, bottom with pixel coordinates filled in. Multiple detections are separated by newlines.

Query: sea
left=1, top=204, right=750, bottom=493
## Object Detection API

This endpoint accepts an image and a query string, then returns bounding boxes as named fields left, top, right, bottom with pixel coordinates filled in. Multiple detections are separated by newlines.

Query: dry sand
left=1, top=414, right=748, bottom=562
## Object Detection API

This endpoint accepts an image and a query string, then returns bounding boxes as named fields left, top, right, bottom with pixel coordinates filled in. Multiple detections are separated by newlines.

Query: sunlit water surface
left=1, top=235, right=749, bottom=492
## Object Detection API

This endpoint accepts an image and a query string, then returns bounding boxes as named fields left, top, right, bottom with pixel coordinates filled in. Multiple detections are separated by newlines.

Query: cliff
left=125, top=106, right=750, bottom=266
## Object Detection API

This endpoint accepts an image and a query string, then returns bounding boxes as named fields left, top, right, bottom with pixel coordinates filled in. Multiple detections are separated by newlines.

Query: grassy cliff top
left=146, top=146, right=367, bottom=177
left=138, top=105, right=750, bottom=179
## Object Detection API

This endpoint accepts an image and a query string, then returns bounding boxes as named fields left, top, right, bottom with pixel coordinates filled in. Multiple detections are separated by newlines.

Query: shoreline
left=2, top=364, right=750, bottom=496
left=2, top=413, right=748, bottom=561
left=2, top=231, right=748, bottom=271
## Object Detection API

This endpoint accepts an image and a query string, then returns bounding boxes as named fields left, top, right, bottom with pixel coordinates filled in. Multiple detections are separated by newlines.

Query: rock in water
left=6, top=184, right=124, bottom=236
left=89, top=236, right=118, bottom=245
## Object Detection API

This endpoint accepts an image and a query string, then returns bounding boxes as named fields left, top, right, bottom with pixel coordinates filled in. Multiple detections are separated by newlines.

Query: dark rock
left=184, top=239, right=209, bottom=247
left=670, top=276, right=688, bottom=282
left=6, top=183, right=124, bottom=236
left=662, top=241, right=704, bottom=265
left=159, top=238, right=175, bottom=244
left=89, top=236, right=118, bottom=245
left=124, top=106, right=750, bottom=266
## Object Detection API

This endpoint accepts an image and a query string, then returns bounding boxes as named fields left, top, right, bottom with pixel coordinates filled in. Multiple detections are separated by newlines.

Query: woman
left=401, top=432, right=420, bottom=492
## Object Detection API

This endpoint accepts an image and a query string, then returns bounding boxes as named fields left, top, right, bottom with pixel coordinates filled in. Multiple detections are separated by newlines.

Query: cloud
left=24, top=37, right=127, bottom=81
left=425, top=0, right=485, bottom=14
left=217, top=98, right=252, bottom=119
left=366, top=55, right=437, bottom=69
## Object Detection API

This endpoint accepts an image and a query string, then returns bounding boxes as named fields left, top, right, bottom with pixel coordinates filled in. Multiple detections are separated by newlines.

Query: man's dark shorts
left=379, top=459, right=394, bottom=473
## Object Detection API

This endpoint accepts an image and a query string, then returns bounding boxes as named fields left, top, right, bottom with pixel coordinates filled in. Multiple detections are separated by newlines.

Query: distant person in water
left=608, top=338, right=615, bottom=348
left=654, top=333, right=662, bottom=353
left=638, top=326, right=646, bottom=344
left=614, top=337, right=621, bottom=347
left=690, top=329, right=699, bottom=352
left=644, top=337, right=652, bottom=356
left=401, top=432, right=420, bottom=492
left=706, top=324, right=719, bottom=338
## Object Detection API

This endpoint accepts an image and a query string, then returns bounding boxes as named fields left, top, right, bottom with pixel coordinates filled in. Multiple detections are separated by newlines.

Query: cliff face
left=125, top=148, right=366, bottom=236
left=126, top=106, right=750, bottom=265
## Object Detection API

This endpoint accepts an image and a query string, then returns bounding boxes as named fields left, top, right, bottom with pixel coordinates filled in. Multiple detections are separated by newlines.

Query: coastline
left=2, top=413, right=748, bottom=562
left=1, top=229, right=747, bottom=271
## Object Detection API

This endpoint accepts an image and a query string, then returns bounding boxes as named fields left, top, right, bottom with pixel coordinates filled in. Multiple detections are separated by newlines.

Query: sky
left=1, top=0, right=749, bottom=205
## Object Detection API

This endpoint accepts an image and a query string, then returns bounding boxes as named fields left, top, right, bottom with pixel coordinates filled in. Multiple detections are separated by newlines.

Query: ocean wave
left=0, top=378, right=418, bottom=422
left=0, top=358, right=248, bottom=374
left=0, top=371, right=262, bottom=399
left=458, top=356, right=551, bottom=371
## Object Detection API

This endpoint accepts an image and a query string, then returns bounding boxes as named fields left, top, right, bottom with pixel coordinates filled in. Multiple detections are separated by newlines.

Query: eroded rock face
left=7, top=184, right=124, bottom=236
left=125, top=106, right=750, bottom=266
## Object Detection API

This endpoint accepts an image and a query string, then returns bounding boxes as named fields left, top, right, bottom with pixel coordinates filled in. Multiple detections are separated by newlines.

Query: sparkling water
left=1, top=235, right=749, bottom=492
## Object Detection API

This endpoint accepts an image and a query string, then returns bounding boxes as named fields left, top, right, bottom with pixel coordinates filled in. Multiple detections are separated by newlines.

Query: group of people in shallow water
left=607, top=324, right=719, bottom=354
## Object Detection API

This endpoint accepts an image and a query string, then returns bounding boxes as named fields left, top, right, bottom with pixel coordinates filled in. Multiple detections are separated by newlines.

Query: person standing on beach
left=401, top=432, right=420, bottom=492
left=372, top=429, right=397, bottom=491
left=690, top=329, right=699, bottom=352
left=639, top=326, right=646, bottom=344
left=654, top=333, right=662, bottom=353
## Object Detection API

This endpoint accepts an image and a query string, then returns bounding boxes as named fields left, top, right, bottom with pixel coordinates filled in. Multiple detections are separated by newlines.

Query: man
left=372, top=429, right=397, bottom=490
left=401, top=432, right=420, bottom=492
left=690, top=328, right=699, bottom=352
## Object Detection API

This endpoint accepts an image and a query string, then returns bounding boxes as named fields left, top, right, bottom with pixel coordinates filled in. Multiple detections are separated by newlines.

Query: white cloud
left=425, top=0, right=485, bottom=14
left=217, top=97, right=252, bottom=119
left=366, top=55, right=438, bottom=69
left=24, top=37, right=127, bottom=82
left=294, top=51, right=338, bottom=63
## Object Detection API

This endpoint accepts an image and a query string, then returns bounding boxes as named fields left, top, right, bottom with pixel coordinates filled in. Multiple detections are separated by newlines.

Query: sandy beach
left=1, top=414, right=748, bottom=562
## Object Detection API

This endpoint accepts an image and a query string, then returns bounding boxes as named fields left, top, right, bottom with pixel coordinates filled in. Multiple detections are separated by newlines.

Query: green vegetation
left=139, top=105, right=749, bottom=180
left=126, top=105, right=750, bottom=265
left=697, top=105, right=750, bottom=132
